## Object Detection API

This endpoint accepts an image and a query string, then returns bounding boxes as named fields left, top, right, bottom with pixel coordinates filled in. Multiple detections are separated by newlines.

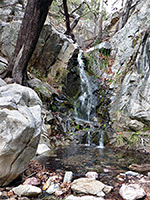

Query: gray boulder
left=0, top=84, right=42, bottom=186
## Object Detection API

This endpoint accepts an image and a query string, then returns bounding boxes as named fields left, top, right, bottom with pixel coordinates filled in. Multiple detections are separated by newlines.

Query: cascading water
left=74, top=50, right=104, bottom=148
left=74, top=51, right=95, bottom=122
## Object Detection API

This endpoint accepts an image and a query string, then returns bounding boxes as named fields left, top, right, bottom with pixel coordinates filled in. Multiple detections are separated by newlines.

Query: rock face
left=109, top=0, right=150, bottom=137
left=0, top=84, right=42, bottom=186
left=0, top=19, right=78, bottom=86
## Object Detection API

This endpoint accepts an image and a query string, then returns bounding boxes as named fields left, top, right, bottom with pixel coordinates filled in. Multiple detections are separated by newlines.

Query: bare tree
left=0, top=0, right=53, bottom=85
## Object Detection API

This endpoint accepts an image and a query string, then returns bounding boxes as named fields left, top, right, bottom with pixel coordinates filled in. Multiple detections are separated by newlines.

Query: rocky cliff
left=108, top=0, right=150, bottom=148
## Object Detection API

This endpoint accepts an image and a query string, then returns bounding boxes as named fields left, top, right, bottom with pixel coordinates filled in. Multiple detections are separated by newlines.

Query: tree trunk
left=63, top=0, right=75, bottom=42
left=97, top=0, right=104, bottom=42
left=1, top=0, right=53, bottom=85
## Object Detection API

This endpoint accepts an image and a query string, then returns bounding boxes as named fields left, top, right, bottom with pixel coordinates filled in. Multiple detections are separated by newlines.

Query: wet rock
left=0, top=84, right=42, bottom=186
left=63, top=171, right=73, bottom=182
left=12, top=185, right=42, bottom=197
left=71, top=178, right=113, bottom=196
left=119, top=184, right=146, bottom=200
left=65, top=195, right=104, bottom=200
left=85, top=172, right=98, bottom=180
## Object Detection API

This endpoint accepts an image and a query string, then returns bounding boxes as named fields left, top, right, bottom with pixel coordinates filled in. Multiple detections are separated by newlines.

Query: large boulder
left=0, top=84, right=42, bottom=186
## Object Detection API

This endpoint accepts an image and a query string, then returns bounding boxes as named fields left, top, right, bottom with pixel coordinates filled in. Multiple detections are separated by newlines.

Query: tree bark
left=97, top=0, right=104, bottom=42
left=1, top=0, right=53, bottom=85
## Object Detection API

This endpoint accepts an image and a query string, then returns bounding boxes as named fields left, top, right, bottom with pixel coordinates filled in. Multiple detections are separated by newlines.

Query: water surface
left=38, top=145, right=149, bottom=185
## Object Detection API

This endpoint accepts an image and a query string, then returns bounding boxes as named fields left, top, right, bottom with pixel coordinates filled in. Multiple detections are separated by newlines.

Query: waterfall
left=74, top=51, right=94, bottom=121
left=97, top=130, right=104, bottom=148
left=74, top=51, right=104, bottom=148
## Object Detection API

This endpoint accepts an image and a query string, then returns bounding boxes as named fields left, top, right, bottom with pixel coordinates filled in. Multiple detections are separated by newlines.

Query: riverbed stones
left=65, top=195, right=104, bottom=200
left=119, top=184, right=146, bottom=200
left=12, top=185, right=42, bottom=197
left=71, top=178, right=113, bottom=196
left=0, top=84, right=42, bottom=186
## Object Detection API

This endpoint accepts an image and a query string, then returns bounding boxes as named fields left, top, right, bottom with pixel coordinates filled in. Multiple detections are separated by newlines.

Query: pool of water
left=37, top=144, right=149, bottom=185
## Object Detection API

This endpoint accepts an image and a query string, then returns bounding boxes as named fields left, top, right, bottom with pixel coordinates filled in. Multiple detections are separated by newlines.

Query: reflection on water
left=38, top=145, right=149, bottom=185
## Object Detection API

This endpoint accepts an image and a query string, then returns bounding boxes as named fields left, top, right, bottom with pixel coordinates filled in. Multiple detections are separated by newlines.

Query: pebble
left=23, top=177, right=41, bottom=186
left=46, top=183, right=60, bottom=194
left=125, top=171, right=139, bottom=176
left=63, top=171, right=73, bottom=182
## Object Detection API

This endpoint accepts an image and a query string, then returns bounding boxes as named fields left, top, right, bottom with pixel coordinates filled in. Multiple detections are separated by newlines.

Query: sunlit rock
left=71, top=178, right=113, bottom=196
left=12, top=185, right=42, bottom=197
